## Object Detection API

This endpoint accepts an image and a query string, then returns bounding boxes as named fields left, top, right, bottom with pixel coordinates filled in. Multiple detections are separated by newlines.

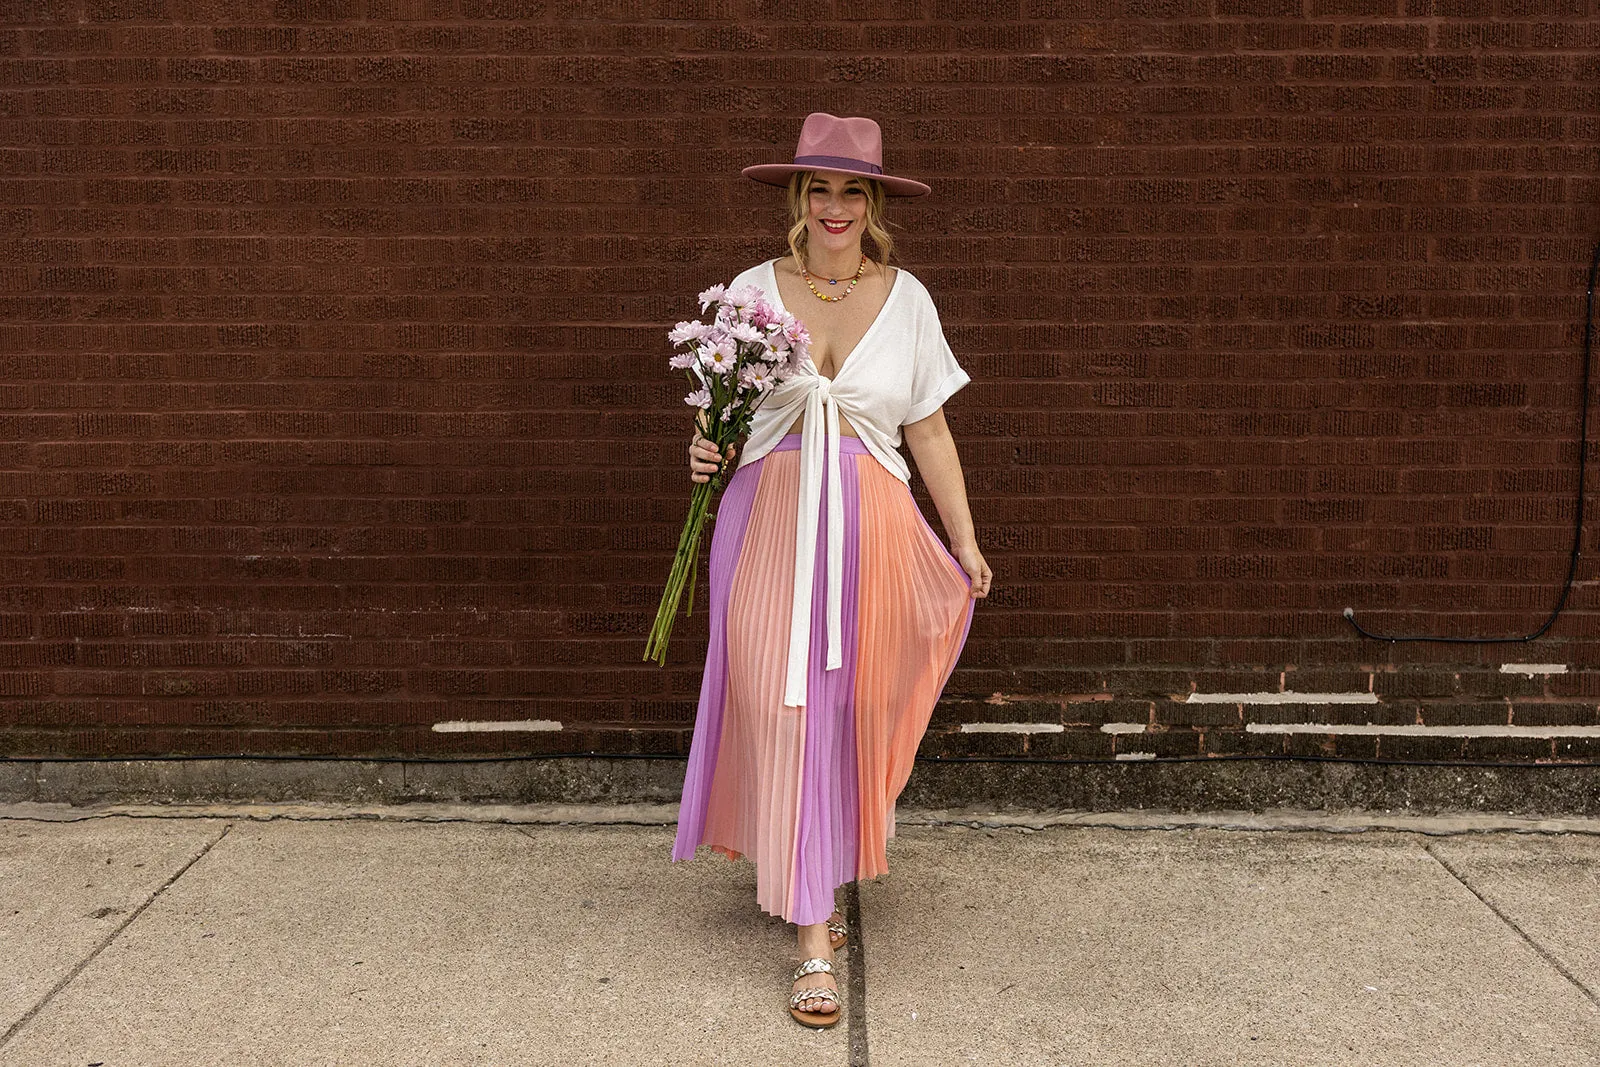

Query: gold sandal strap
left=789, top=987, right=839, bottom=1009
left=791, top=956, right=833, bottom=981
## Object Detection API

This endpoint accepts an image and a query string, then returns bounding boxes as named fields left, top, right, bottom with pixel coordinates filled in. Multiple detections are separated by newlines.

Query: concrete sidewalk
left=2, top=802, right=1598, bottom=1066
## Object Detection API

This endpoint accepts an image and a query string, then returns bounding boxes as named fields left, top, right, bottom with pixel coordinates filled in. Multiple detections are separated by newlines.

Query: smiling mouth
left=820, top=219, right=851, bottom=233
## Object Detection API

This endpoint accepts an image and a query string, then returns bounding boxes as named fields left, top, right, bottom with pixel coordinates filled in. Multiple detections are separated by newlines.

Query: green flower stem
left=643, top=465, right=726, bottom=667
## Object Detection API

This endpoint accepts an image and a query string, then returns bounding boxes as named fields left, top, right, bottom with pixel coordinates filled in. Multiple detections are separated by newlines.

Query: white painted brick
left=959, top=722, right=1064, bottom=733
left=1245, top=723, right=1600, bottom=739
left=1498, top=663, right=1568, bottom=676
left=1186, top=691, right=1378, bottom=705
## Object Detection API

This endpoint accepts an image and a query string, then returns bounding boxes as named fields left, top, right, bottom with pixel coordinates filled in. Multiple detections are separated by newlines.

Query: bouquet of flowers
left=642, top=281, right=811, bottom=666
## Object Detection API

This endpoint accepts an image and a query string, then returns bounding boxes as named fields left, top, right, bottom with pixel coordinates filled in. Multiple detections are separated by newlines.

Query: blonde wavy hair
left=783, top=170, right=898, bottom=278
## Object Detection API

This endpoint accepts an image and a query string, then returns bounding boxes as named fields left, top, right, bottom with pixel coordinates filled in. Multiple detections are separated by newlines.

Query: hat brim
left=741, top=163, right=930, bottom=198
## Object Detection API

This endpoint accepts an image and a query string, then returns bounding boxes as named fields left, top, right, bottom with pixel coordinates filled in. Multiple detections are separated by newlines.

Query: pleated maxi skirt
left=670, top=431, right=976, bottom=926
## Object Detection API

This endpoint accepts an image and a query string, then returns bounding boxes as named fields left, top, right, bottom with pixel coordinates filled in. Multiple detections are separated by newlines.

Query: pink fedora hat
left=742, top=112, right=930, bottom=197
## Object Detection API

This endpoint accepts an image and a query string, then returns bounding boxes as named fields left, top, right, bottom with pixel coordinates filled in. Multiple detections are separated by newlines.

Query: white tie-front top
left=726, top=257, right=972, bottom=710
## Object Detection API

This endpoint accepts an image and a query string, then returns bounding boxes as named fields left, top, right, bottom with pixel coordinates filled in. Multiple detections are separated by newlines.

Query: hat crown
left=794, top=112, right=884, bottom=172
left=739, top=112, right=929, bottom=196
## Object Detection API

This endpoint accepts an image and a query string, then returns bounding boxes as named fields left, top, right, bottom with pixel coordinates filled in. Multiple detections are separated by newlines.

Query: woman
left=670, top=112, right=993, bottom=1029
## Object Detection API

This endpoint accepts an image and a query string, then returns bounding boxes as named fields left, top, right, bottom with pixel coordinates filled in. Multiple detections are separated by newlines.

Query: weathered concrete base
left=0, top=756, right=1597, bottom=817
left=0, top=757, right=686, bottom=807
left=899, top=757, right=1600, bottom=818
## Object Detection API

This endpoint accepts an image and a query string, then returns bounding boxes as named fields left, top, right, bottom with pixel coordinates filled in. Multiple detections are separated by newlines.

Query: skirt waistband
left=771, top=432, right=869, bottom=454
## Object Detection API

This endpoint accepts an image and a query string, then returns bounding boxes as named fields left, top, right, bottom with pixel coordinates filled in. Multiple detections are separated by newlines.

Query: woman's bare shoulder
left=728, top=258, right=774, bottom=289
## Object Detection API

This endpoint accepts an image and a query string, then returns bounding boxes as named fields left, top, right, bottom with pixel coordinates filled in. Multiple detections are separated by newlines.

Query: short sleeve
left=903, top=289, right=971, bottom=425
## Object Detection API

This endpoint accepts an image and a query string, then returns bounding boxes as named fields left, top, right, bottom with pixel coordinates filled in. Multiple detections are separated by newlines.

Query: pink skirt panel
left=671, top=433, right=974, bottom=925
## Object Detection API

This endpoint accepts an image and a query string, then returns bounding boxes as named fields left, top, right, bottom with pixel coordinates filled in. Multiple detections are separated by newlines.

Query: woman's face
left=806, top=170, right=869, bottom=253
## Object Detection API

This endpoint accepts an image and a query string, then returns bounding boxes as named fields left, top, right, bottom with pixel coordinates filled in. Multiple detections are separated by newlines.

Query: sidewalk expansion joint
left=7, top=801, right=1600, bottom=838
left=1424, top=842, right=1600, bottom=1011
left=0, top=822, right=233, bottom=1050
left=843, top=880, right=870, bottom=1066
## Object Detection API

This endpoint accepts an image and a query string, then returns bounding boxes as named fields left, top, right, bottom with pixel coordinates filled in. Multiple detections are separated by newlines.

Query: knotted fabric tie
left=783, top=373, right=845, bottom=708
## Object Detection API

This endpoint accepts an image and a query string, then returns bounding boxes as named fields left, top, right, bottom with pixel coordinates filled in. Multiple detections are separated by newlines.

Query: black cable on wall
left=1343, top=238, right=1599, bottom=643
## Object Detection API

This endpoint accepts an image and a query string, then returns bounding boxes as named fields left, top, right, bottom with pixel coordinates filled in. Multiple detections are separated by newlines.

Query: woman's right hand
left=689, top=428, right=736, bottom=483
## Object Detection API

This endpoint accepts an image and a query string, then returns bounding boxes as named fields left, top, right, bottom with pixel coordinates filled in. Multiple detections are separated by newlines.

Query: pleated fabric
left=671, top=432, right=975, bottom=926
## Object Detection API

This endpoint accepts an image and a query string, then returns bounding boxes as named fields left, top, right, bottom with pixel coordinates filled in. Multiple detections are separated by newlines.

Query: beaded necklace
left=800, top=252, right=868, bottom=302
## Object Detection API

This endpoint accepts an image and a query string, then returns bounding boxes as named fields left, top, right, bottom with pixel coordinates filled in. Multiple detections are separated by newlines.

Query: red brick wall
left=3, top=2, right=1599, bottom=764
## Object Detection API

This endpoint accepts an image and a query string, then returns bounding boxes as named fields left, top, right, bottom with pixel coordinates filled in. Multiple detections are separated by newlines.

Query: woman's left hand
left=953, top=543, right=991, bottom=599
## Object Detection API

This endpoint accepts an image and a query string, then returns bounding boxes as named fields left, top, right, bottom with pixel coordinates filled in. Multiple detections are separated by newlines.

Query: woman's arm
left=903, top=408, right=991, bottom=598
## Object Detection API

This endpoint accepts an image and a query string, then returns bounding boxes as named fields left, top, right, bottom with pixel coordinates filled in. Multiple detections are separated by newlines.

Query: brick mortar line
left=0, top=822, right=233, bottom=1050
left=1423, top=842, right=1600, bottom=1011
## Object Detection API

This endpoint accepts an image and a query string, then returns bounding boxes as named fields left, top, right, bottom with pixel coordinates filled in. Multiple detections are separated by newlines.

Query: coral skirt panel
left=671, top=432, right=975, bottom=926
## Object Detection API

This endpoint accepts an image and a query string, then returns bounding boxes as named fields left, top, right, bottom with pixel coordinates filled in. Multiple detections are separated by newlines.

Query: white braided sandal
left=788, top=956, right=841, bottom=1028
